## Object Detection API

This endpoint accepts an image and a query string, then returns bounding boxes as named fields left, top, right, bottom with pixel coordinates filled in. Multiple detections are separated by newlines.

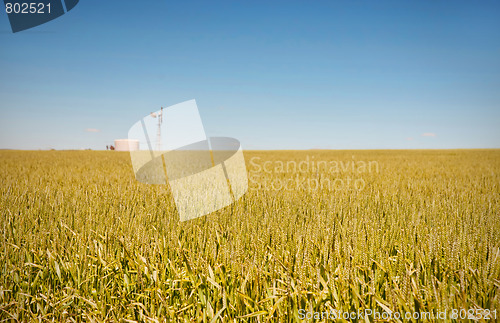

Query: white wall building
left=114, top=139, right=139, bottom=151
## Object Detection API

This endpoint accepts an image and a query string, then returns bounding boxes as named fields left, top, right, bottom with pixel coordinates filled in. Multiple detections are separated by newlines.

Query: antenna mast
left=156, top=107, right=163, bottom=151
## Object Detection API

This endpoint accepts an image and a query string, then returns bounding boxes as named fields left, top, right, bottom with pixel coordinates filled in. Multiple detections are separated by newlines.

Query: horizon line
left=1, top=148, right=499, bottom=151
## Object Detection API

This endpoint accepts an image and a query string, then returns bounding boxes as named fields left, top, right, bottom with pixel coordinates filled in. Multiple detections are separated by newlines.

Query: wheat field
left=1, top=150, right=499, bottom=321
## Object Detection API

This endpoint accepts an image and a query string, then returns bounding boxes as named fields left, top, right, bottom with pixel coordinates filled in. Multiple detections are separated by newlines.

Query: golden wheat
left=1, top=150, right=499, bottom=321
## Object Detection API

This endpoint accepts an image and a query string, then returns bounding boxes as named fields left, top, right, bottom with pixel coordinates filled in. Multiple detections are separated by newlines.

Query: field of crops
left=1, top=150, right=499, bottom=321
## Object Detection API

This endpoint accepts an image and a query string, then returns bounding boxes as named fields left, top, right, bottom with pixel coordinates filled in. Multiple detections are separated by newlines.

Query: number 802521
left=5, top=2, right=51, bottom=14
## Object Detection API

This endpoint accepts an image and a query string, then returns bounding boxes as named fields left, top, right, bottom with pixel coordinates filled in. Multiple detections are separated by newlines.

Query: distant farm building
left=114, top=139, right=139, bottom=151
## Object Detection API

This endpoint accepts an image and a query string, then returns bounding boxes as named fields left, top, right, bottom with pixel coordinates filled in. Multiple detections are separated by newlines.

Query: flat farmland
left=1, top=150, right=499, bottom=321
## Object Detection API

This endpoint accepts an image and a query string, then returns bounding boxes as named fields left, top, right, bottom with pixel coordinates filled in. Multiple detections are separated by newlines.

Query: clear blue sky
left=1, top=0, right=499, bottom=150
